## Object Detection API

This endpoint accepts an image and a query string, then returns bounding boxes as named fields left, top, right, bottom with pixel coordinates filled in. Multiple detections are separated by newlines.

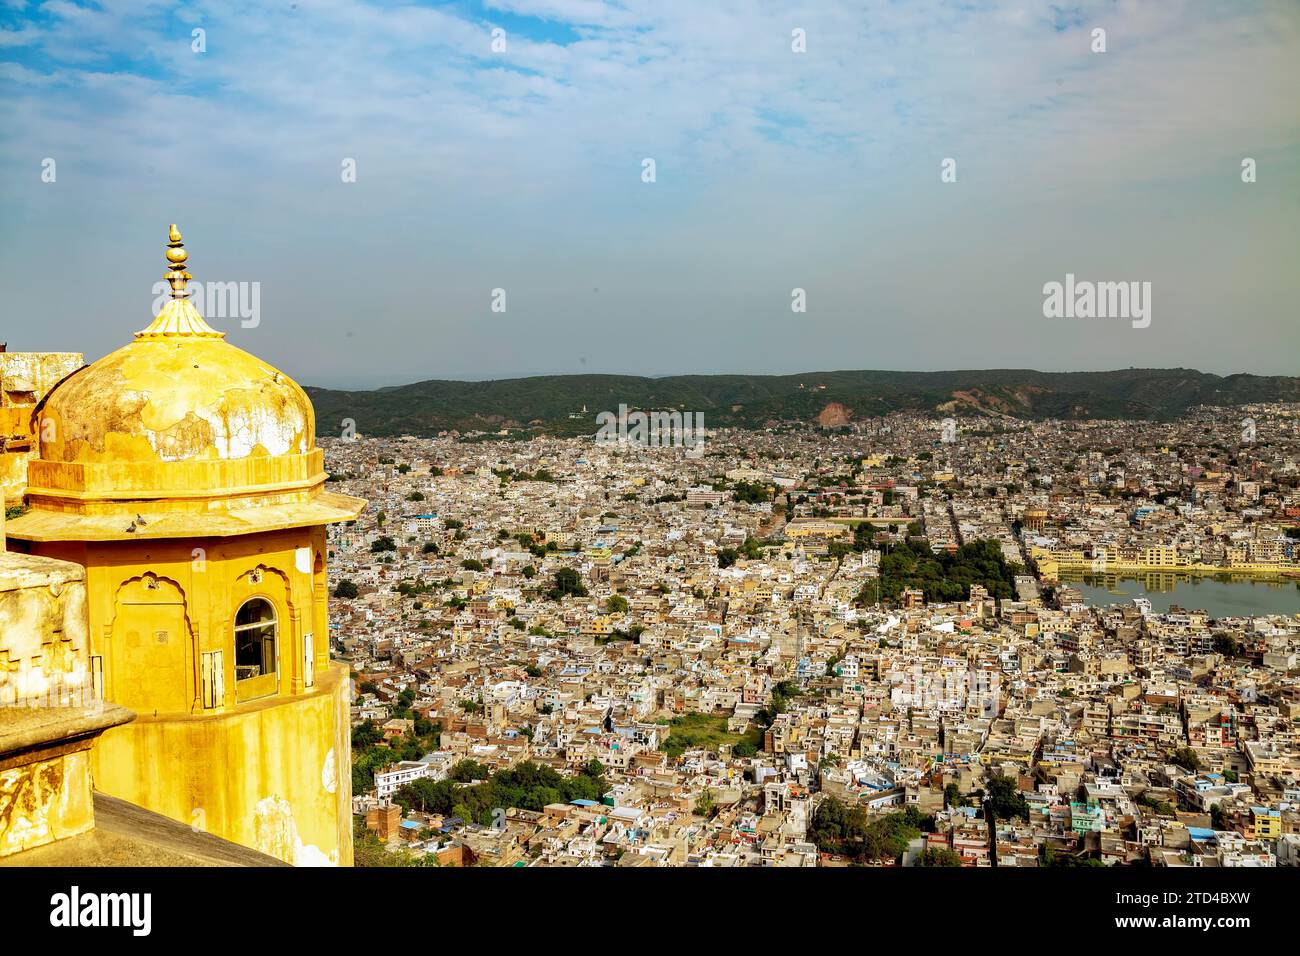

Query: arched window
left=234, top=598, right=278, bottom=700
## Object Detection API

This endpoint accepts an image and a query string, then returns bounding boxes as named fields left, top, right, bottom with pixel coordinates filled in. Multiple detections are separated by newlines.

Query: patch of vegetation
left=717, top=537, right=765, bottom=568
left=306, top=370, right=1300, bottom=438
left=1039, top=844, right=1105, bottom=867
left=1168, top=746, right=1202, bottom=773
left=350, top=706, right=442, bottom=795
left=493, top=467, right=557, bottom=483
left=856, top=538, right=1020, bottom=605
left=1139, top=793, right=1177, bottom=817
left=594, top=624, right=644, bottom=645
left=983, top=774, right=1031, bottom=821
left=392, top=760, right=607, bottom=824
left=661, top=713, right=762, bottom=759
left=547, top=567, right=588, bottom=600
left=809, top=799, right=931, bottom=862
left=352, top=819, right=439, bottom=867
left=731, top=481, right=771, bottom=504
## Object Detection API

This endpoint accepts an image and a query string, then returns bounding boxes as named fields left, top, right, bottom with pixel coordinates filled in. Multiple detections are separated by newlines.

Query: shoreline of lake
left=1059, top=570, right=1300, bottom=618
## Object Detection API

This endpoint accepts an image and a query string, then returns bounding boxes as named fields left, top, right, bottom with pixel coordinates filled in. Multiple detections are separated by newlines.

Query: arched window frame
left=233, top=596, right=279, bottom=702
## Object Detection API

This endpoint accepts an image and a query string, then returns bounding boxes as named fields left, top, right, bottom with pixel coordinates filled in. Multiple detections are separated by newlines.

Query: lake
left=1061, top=571, right=1300, bottom=619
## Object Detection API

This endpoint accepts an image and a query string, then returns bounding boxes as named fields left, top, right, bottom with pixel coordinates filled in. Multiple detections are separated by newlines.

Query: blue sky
left=1, top=0, right=1298, bottom=387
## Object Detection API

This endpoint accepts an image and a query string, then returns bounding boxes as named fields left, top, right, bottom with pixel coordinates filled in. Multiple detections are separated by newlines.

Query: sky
left=1, top=0, right=1297, bottom=388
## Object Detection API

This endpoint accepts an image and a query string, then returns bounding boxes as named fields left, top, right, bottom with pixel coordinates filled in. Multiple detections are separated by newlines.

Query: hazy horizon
left=304, top=363, right=1299, bottom=392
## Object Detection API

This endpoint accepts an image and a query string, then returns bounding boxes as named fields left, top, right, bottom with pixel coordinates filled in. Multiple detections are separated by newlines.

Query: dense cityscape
left=332, top=403, right=1300, bottom=867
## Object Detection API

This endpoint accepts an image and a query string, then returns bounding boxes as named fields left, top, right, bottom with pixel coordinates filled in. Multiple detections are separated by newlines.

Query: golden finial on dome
left=135, top=224, right=224, bottom=339
left=165, top=223, right=192, bottom=299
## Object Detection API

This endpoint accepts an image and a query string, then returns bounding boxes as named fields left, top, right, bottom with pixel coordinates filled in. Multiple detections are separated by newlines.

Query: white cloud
left=0, top=0, right=1296, bottom=382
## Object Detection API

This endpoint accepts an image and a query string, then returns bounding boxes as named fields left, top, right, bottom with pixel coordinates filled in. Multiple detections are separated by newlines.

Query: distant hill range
left=305, top=368, right=1300, bottom=438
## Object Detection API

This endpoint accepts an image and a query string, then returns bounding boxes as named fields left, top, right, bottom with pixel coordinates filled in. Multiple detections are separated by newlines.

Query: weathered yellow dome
left=39, top=336, right=314, bottom=465
left=6, top=225, right=364, bottom=542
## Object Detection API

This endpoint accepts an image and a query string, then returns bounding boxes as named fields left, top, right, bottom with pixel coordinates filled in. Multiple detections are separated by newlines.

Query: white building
left=375, top=760, right=434, bottom=800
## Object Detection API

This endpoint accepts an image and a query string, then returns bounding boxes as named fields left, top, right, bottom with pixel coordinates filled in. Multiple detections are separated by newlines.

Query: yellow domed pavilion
left=6, top=226, right=366, bottom=865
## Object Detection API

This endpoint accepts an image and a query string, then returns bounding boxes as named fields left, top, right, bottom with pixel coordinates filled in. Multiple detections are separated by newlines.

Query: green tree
left=1169, top=747, right=1202, bottom=773
left=808, top=798, right=927, bottom=862
left=550, top=567, right=587, bottom=598
left=858, top=538, right=1020, bottom=606
left=448, top=759, right=490, bottom=782
left=1039, top=844, right=1104, bottom=867
left=351, top=719, right=382, bottom=749
left=985, top=774, right=1030, bottom=821
left=732, top=481, right=771, bottom=504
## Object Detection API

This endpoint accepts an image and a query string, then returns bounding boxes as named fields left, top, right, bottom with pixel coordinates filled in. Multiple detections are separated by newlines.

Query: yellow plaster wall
left=0, top=549, right=101, bottom=857
left=26, top=526, right=353, bottom=865
left=0, top=351, right=83, bottom=506
left=32, top=527, right=332, bottom=711
left=0, top=559, right=90, bottom=706
left=0, top=749, right=96, bottom=857
left=91, top=664, right=353, bottom=866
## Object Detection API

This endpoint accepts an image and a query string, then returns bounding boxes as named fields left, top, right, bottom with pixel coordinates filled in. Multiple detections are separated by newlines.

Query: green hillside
left=304, top=368, right=1300, bottom=438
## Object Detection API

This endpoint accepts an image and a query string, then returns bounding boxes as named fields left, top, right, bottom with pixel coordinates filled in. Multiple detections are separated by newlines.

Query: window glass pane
left=234, top=600, right=277, bottom=680
left=236, top=599, right=276, bottom=628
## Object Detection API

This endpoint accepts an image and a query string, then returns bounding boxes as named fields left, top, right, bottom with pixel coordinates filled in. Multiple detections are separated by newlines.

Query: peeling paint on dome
left=38, top=338, right=314, bottom=465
